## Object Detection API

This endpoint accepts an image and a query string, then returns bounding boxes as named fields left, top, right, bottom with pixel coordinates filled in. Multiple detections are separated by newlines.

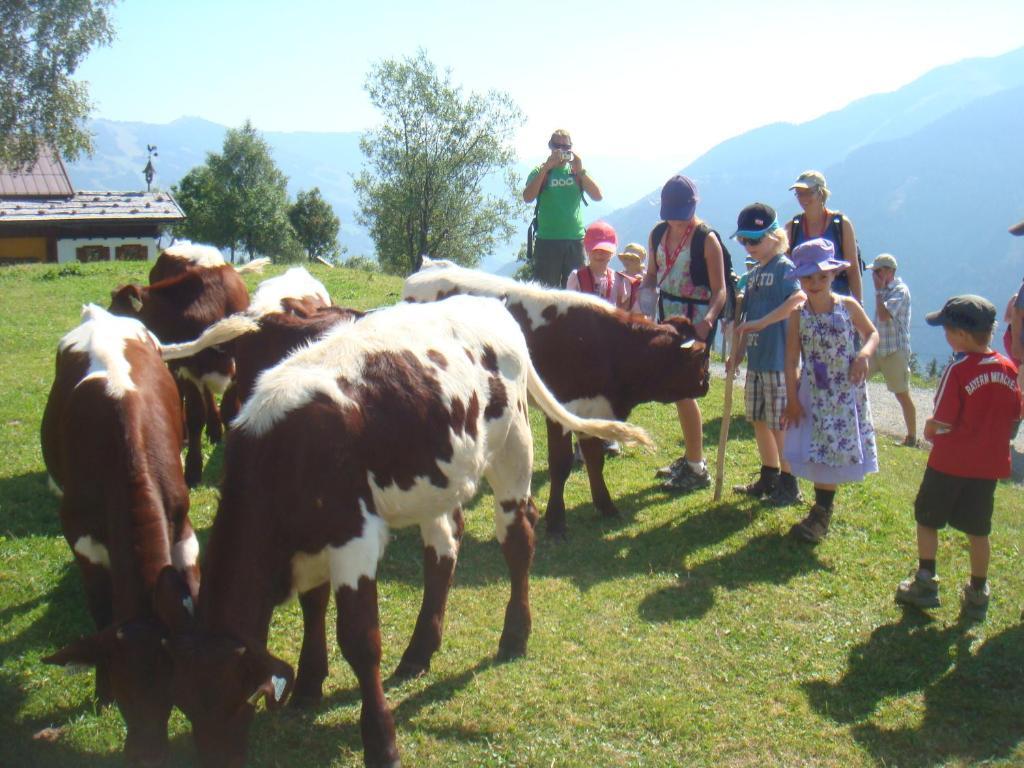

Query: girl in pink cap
left=782, top=238, right=879, bottom=543
left=567, top=220, right=637, bottom=311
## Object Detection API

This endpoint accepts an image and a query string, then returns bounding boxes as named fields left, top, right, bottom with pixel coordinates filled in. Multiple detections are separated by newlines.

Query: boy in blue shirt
left=726, top=203, right=806, bottom=504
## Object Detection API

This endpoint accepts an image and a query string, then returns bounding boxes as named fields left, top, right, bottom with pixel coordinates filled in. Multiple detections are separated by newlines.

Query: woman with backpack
left=786, top=170, right=864, bottom=304
left=639, top=175, right=728, bottom=492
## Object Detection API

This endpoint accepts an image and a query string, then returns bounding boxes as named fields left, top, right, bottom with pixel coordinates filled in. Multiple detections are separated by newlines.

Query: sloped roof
left=0, top=190, right=185, bottom=223
left=0, top=148, right=74, bottom=197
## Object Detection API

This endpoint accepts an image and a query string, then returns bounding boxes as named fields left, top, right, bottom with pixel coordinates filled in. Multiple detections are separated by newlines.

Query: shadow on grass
left=638, top=530, right=826, bottom=621
left=0, top=470, right=62, bottom=538
left=805, top=615, right=1024, bottom=765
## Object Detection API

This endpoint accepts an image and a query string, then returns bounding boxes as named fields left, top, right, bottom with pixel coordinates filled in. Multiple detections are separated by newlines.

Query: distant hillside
left=605, top=47, right=1024, bottom=364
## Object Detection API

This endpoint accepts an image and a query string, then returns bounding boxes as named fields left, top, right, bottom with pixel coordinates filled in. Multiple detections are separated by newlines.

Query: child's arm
left=781, top=307, right=804, bottom=427
left=923, top=417, right=952, bottom=442
left=726, top=331, right=747, bottom=375
left=739, top=291, right=806, bottom=335
left=844, top=296, right=879, bottom=384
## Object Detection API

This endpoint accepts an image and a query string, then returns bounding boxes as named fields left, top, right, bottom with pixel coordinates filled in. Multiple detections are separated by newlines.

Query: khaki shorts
left=870, top=350, right=910, bottom=394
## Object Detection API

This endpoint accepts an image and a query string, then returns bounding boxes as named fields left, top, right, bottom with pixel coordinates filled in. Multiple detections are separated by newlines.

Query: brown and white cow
left=109, top=259, right=251, bottom=486
left=39, top=304, right=200, bottom=767
left=159, top=295, right=651, bottom=768
left=402, top=258, right=710, bottom=536
left=147, top=241, right=270, bottom=284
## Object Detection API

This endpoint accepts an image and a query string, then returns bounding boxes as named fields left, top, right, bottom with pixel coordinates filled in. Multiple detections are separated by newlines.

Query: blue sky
left=77, top=0, right=1023, bottom=172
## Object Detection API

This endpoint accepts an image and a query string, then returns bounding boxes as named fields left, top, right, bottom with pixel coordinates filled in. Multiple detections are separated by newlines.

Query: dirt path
left=711, top=362, right=1024, bottom=481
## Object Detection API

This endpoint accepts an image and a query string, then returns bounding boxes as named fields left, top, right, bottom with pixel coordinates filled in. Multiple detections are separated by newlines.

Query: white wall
left=56, top=236, right=159, bottom=263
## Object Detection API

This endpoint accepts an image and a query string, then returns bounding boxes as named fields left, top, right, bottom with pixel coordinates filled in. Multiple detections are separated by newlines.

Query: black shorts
left=914, top=467, right=997, bottom=536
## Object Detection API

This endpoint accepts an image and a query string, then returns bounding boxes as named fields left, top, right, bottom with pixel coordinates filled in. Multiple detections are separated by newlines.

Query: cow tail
left=525, top=361, right=653, bottom=448
left=157, top=315, right=261, bottom=361
left=236, top=257, right=271, bottom=275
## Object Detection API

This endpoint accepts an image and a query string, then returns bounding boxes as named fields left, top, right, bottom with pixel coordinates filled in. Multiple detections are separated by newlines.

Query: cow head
left=152, top=567, right=294, bottom=768
left=110, top=283, right=147, bottom=318
left=44, top=619, right=175, bottom=767
left=652, top=316, right=711, bottom=401
left=163, top=632, right=294, bottom=768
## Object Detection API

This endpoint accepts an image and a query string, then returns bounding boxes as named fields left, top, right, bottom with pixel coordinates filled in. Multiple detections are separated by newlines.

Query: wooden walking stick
left=713, top=293, right=745, bottom=501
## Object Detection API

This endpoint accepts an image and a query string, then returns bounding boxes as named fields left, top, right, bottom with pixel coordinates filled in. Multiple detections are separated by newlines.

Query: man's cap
left=618, top=243, right=647, bottom=264
left=660, top=175, right=698, bottom=221
left=925, top=295, right=996, bottom=332
left=866, top=253, right=898, bottom=271
left=785, top=237, right=850, bottom=279
left=732, top=202, right=779, bottom=239
left=1010, top=217, right=1024, bottom=236
left=584, top=220, right=617, bottom=254
left=788, top=170, right=829, bottom=194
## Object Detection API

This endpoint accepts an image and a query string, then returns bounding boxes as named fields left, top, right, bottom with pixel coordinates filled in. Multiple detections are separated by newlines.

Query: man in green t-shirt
left=523, top=129, right=603, bottom=288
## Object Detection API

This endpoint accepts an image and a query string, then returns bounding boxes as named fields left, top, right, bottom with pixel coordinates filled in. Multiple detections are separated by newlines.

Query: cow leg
left=292, top=584, right=330, bottom=706
left=74, top=556, right=114, bottom=705
left=330, top=509, right=398, bottom=768
left=578, top=436, right=618, bottom=518
left=544, top=417, right=573, bottom=537
left=202, top=384, right=223, bottom=444
left=487, top=412, right=538, bottom=660
left=220, top=382, right=240, bottom=428
left=394, top=508, right=464, bottom=679
left=180, top=378, right=205, bottom=487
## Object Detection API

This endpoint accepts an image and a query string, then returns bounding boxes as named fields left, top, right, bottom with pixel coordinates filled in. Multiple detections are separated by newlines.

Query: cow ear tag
left=679, top=339, right=695, bottom=349
left=271, top=675, right=287, bottom=702
left=130, top=295, right=144, bottom=313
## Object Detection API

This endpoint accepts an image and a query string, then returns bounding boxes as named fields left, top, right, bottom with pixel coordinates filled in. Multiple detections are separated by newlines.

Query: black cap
left=925, top=295, right=996, bottom=332
left=732, top=203, right=778, bottom=238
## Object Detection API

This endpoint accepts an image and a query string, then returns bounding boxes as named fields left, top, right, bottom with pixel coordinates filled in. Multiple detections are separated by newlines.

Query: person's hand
left=694, top=317, right=712, bottom=341
left=570, top=152, right=584, bottom=175
left=543, top=150, right=561, bottom=170
left=725, top=353, right=741, bottom=377
left=848, top=354, right=869, bottom=384
left=782, top=398, right=804, bottom=428
left=738, top=319, right=763, bottom=336
left=871, top=270, right=885, bottom=290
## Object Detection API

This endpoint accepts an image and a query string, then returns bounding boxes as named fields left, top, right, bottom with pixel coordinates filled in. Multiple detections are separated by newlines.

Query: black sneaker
left=732, top=474, right=776, bottom=498
left=662, top=462, right=711, bottom=493
left=765, top=476, right=803, bottom=507
left=788, top=504, right=832, bottom=543
left=655, top=456, right=687, bottom=478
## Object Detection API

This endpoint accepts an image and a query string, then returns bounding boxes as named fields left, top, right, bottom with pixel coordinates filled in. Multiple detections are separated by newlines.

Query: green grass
left=1, top=262, right=1022, bottom=767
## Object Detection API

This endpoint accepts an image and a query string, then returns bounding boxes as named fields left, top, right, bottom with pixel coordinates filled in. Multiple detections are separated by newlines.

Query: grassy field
left=1, top=261, right=1022, bottom=767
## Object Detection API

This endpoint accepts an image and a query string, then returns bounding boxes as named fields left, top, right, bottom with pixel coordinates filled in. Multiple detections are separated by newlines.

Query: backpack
left=576, top=266, right=640, bottom=309
left=649, top=221, right=740, bottom=321
left=788, top=211, right=864, bottom=295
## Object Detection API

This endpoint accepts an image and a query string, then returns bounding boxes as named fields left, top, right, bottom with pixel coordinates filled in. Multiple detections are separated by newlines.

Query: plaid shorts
left=744, top=370, right=787, bottom=430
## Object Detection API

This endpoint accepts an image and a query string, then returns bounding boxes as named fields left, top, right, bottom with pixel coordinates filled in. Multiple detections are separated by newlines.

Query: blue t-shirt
left=743, top=254, right=800, bottom=372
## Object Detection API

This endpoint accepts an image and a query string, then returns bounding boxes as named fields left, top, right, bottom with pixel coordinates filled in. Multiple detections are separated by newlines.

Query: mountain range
left=68, top=47, right=1024, bottom=363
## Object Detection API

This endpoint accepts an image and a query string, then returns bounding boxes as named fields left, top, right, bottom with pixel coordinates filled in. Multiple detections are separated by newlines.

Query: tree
left=289, top=188, right=341, bottom=262
left=354, top=49, right=526, bottom=275
left=172, top=121, right=293, bottom=261
left=1, top=0, right=116, bottom=167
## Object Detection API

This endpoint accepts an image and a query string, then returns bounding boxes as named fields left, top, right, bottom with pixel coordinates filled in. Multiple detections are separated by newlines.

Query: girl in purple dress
left=782, top=238, right=879, bottom=543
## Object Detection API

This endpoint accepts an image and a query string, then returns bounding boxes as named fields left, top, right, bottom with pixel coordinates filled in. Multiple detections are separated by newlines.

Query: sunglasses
left=738, top=234, right=767, bottom=247
left=549, top=143, right=572, bottom=150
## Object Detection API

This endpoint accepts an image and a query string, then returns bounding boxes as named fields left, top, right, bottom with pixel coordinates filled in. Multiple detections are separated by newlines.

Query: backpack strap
left=576, top=264, right=595, bottom=294
left=648, top=221, right=669, bottom=274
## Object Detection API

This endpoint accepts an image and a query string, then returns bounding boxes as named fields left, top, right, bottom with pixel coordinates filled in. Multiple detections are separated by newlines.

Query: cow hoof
left=392, top=660, right=429, bottom=680
left=598, top=504, right=620, bottom=519
left=544, top=525, right=567, bottom=542
left=496, top=639, right=527, bottom=662
left=289, top=688, right=323, bottom=708
left=365, top=758, right=401, bottom=768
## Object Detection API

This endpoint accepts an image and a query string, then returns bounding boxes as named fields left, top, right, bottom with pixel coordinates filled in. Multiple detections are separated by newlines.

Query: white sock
left=687, top=459, right=706, bottom=474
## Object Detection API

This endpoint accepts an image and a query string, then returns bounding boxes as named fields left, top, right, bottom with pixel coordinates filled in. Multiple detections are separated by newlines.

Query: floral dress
left=784, top=296, right=878, bottom=484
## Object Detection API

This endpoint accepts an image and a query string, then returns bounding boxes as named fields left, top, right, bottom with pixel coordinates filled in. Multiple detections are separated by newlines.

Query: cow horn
left=679, top=339, right=695, bottom=349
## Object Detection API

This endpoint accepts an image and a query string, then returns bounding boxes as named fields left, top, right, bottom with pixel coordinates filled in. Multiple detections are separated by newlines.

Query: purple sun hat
left=786, top=238, right=850, bottom=279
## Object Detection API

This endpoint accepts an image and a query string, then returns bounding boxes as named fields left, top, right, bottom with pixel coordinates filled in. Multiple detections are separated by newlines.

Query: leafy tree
left=354, top=49, right=526, bottom=275
left=926, top=357, right=939, bottom=380
left=1, top=0, right=116, bottom=167
left=172, top=121, right=293, bottom=261
left=289, top=188, right=341, bottom=262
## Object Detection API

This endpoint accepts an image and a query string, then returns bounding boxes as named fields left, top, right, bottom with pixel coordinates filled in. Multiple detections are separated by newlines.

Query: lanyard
left=658, top=222, right=695, bottom=288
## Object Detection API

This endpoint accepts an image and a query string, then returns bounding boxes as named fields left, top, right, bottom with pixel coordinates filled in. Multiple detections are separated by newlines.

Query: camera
left=560, top=150, right=574, bottom=163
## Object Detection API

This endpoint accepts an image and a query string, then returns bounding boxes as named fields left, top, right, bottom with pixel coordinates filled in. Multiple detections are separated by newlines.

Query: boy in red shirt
left=896, top=295, right=1022, bottom=621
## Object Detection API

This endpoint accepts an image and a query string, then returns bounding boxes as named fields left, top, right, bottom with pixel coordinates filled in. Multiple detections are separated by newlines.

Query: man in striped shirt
left=867, top=253, right=917, bottom=446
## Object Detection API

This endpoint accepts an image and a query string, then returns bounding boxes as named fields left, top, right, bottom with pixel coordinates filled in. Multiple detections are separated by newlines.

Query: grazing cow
left=159, top=296, right=650, bottom=768
left=109, top=260, right=251, bottom=486
left=39, top=304, right=200, bottom=767
left=403, top=258, right=710, bottom=535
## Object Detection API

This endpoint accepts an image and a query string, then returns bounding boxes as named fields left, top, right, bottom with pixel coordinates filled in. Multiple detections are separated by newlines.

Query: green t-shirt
left=528, top=165, right=585, bottom=240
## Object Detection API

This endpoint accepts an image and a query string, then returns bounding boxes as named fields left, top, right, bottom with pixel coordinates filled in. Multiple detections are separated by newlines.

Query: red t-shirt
left=929, top=351, right=1022, bottom=479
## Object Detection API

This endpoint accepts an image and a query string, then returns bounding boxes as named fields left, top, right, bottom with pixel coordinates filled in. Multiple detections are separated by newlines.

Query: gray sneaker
left=960, top=582, right=990, bottom=622
left=662, top=462, right=711, bottom=493
left=895, top=570, right=940, bottom=609
left=655, top=456, right=687, bottom=478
